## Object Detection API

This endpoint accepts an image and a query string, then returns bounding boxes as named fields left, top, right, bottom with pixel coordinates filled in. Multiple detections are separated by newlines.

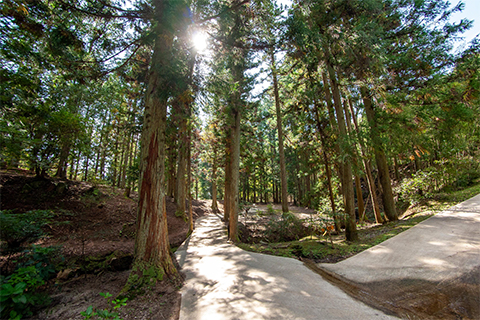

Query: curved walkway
left=175, top=214, right=397, bottom=320
left=318, top=194, right=480, bottom=319
left=320, top=194, right=480, bottom=282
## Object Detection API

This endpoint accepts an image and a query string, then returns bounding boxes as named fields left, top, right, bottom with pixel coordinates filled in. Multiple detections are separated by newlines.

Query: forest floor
left=237, top=186, right=480, bottom=264
left=0, top=170, right=210, bottom=320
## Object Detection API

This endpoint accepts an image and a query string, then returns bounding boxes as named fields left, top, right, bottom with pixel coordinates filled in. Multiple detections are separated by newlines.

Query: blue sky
left=450, top=0, right=479, bottom=48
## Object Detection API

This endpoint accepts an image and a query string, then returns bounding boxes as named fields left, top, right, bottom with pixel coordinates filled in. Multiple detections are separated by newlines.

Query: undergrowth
left=238, top=180, right=480, bottom=263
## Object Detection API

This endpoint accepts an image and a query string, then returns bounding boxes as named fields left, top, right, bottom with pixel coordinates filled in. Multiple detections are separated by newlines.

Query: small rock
left=57, top=268, right=76, bottom=280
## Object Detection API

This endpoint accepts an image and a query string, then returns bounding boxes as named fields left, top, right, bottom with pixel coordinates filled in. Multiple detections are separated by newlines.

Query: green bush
left=265, top=212, right=308, bottom=242
left=395, top=158, right=480, bottom=205
left=0, top=245, right=63, bottom=319
left=81, top=292, right=127, bottom=320
left=0, top=266, right=48, bottom=319
left=17, top=245, right=63, bottom=281
left=0, top=210, right=54, bottom=251
left=396, top=170, right=435, bottom=205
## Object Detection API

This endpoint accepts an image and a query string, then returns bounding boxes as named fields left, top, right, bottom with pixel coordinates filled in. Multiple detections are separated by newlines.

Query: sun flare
left=193, top=31, right=208, bottom=52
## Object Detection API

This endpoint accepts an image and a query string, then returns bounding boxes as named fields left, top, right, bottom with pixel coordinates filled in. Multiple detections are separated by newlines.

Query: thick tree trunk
left=360, top=86, right=397, bottom=221
left=270, top=51, right=289, bottom=213
left=55, top=140, right=70, bottom=179
left=127, top=10, right=177, bottom=290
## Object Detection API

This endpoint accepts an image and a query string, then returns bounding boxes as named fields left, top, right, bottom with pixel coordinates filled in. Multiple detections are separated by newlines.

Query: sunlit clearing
left=193, top=31, right=208, bottom=52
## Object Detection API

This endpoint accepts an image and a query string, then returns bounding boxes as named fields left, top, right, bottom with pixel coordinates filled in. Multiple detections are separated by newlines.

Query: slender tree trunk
left=195, top=178, right=198, bottom=200
left=321, top=71, right=343, bottom=230
left=187, top=128, right=193, bottom=233
left=348, top=98, right=384, bottom=224
left=343, top=98, right=365, bottom=222
left=228, top=108, right=241, bottom=242
left=74, top=152, right=81, bottom=180
left=211, top=154, right=218, bottom=212
left=69, top=154, right=75, bottom=180
left=167, top=146, right=176, bottom=198
left=120, top=131, right=131, bottom=189
left=360, top=86, right=397, bottom=221
left=224, top=137, right=231, bottom=222
left=393, top=156, right=400, bottom=182
left=325, top=62, right=357, bottom=241
left=83, top=155, right=89, bottom=181
left=176, top=113, right=187, bottom=218
left=270, top=51, right=289, bottom=213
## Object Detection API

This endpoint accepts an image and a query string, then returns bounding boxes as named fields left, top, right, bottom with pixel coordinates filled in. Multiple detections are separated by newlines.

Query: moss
left=121, top=261, right=166, bottom=296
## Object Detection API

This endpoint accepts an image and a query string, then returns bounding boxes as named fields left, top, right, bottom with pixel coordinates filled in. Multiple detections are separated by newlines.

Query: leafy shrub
left=0, top=245, right=63, bottom=319
left=396, top=170, right=435, bottom=205
left=81, top=292, right=128, bottom=320
left=17, top=245, right=63, bottom=281
left=0, top=266, right=48, bottom=319
left=265, top=212, right=308, bottom=242
left=266, top=204, right=276, bottom=215
left=258, top=204, right=276, bottom=216
left=396, top=158, right=480, bottom=205
left=0, top=210, right=54, bottom=251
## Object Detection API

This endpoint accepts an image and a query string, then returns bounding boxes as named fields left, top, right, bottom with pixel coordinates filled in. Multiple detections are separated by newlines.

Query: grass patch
left=238, top=213, right=432, bottom=263
left=433, top=179, right=480, bottom=203
left=237, top=183, right=479, bottom=263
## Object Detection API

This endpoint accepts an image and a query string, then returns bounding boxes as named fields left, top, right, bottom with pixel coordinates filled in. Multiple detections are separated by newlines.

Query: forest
left=1, top=0, right=479, bottom=318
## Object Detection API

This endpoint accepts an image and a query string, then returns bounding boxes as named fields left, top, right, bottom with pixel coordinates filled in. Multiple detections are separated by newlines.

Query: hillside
left=0, top=170, right=210, bottom=320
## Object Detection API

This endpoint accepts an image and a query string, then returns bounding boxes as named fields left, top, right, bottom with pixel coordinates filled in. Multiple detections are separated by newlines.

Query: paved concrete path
left=319, top=194, right=480, bottom=283
left=175, top=214, right=397, bottom=320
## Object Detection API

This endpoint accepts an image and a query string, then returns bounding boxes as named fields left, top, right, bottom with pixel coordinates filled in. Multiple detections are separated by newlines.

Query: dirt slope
left=0, top=170, right=211, bottom=320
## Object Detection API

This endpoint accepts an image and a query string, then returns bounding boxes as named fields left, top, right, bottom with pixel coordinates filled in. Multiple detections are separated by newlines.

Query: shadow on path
left=176, top=214, right=398, bottom=320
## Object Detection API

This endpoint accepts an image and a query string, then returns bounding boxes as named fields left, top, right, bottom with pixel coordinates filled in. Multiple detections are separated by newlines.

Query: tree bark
left=224, top=136, right=231, bottom=223
left=270, top=51, right=289, bottom=213
left=227, top=107, right=241, bottom=242
left=187, top=128, right=193, bottom=233
left=325, top=62, right=358, bottom=241
left=127, top=5, right=177, bottom=289
left=211, top=154, right=218, bottom=212
left=55, top=141, right=70, bottom=179
left=176, top=112, right=187, bottom=218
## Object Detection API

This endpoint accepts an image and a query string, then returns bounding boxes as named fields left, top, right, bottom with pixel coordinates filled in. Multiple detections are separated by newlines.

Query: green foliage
left=0, top=266, right=48, bottom=319
left=396, top=170, right=436, bottom=205
left=0, top=244, right=63, bottom=319
left=396, top=158, right=480, bottom=205
left=266, top=204, right=276, bottom=215
left=0, top=210, right=54, bottom=251
left=17, top=245, right=63, bottom=281
left=265, top=212, right=309, bottom=242
left=81, top=292, right=127, bottom=320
